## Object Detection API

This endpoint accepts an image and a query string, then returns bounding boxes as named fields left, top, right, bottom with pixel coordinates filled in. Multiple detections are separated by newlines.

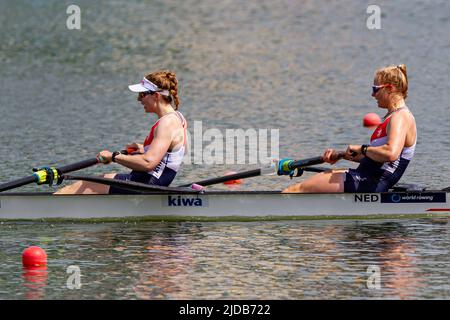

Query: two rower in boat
left=282, top=64, right=416, bottom=193
left=55, top=70, right=187, bottom=195
left=56, top=64, right=416, bottom=195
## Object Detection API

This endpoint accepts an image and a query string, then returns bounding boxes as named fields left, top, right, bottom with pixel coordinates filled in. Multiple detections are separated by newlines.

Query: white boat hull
left=0, top=191, right=448, bottom=220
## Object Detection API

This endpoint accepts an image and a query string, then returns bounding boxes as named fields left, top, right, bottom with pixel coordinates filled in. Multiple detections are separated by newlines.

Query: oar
left=178, top=168, right=269, bottom=188
left=0, top=158, right=100, bottom=192
left=303, top=166, right=329, bottom=173
left=179, top=152, right=347, bottom=188
left=64, top=175, right=200, bottom=194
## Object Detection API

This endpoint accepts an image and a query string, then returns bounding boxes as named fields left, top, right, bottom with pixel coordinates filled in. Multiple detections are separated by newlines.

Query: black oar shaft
left=57, top=158, right=100, bottom=174
left=0, top=176, right=37, bottom=192
left=0, top=158, right=99, bottom=192
left=179, top=169, right=262, bottom=187
left=303, top=166, right=328, bottom=173
left=65, top=175, right=199, bottom=193
left=288, top=152, right=346, bottom=170
left=288, top=156, right=324, bottom=170
left=180, top=152, right=348, bottom=188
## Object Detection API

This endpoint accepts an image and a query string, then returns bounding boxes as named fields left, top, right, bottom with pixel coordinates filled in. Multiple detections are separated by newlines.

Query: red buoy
left=363, top=113, right=382, bottom=127
left=223, top=171, right=243, bottom=185
left=22, top=246, right=47, bottom=267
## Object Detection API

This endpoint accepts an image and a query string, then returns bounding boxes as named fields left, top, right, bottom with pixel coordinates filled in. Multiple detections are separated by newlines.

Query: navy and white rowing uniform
left=344, top=107, right=416, bottom=192
left=109, top=111, right=187, bottom=194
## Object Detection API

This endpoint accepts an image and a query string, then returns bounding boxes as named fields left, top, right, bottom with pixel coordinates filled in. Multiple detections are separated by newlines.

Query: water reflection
left=341, top=222, right=424, bottom=299
left=130, top=235, right=192, bottom=299
left=1, top=219, right=449, bottom=299
left=22, top=265, right=48, bottom=300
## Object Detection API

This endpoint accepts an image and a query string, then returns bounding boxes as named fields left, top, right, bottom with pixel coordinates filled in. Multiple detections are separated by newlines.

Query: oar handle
left=120, top=148, right=138, bottom=155
left=288, top=151, right=346, bottom=170
left=57, top=158, right=100, bottom=174
left=288, top=156, right=325, bottom=170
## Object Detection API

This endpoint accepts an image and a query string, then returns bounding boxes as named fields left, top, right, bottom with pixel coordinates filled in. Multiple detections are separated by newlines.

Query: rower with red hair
left=56, top=70, right=187, bottom=194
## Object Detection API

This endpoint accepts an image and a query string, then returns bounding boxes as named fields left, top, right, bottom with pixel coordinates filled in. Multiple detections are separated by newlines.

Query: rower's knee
left=75, top=181, right=108, bottom=194
left=54, top=181, right=83, bottom=194
left=55, top=174, right=115, bottom=195
left=282, top=183, right=306, bottom=193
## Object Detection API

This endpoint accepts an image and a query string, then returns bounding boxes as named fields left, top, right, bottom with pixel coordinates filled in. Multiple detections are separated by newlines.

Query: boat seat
left=389, top=183, right=426, bottom=192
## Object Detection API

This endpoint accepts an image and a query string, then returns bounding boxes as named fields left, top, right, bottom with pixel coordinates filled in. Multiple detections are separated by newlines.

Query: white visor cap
left=128, top=77, right=170, bottom=96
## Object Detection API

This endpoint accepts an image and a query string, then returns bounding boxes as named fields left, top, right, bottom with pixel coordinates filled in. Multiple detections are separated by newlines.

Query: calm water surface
left=0, top=0, right=449, bottom=299
left=0, top=219, right=449, bottom=299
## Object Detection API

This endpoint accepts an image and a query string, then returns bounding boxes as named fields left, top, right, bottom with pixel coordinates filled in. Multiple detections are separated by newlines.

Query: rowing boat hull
left=0, top=191, right=448, bottom=220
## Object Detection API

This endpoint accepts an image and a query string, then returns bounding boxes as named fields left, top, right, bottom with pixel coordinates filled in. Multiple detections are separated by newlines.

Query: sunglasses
left=372, top=84, right=392, bottom=95
left=138, top=91, right=156, bottom=99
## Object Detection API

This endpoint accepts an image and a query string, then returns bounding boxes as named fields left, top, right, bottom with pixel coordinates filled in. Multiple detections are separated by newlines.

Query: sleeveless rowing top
left=141, top=111, right=187, bottom=186
left=357, top=106, right=416, bottom=190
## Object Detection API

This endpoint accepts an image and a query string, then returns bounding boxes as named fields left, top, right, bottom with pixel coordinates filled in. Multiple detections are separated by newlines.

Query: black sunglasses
left=139, top=91, right=156, bottom=98
left=372, top=84, right=392, bottom=95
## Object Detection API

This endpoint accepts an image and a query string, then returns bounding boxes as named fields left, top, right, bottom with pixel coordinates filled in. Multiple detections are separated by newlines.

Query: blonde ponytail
left=375, top=64, right=408, bottom=99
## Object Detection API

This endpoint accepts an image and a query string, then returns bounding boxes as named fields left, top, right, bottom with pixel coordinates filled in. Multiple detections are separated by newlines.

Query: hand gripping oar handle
left=0, top=157, right=100, bottom=192
left=120, top=148, right=138, bottom=155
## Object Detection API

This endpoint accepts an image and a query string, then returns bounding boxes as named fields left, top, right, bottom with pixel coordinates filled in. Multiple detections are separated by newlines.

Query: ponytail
left=146, top=70, right=181, bottom=109
left=375, top=64, right=408, bottom=99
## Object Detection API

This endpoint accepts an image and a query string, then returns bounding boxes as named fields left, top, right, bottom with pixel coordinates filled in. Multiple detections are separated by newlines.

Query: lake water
left=0, top=0, right=449, bottom=299
left=0, top=218, right=449, bottom=299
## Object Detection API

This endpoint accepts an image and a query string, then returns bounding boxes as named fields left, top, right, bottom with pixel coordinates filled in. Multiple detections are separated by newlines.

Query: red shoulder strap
left=370, top=117, right=391, bottom=141
left=143, top=112, right=187, bottom=147
left=143, top=119, right=161, bottom=147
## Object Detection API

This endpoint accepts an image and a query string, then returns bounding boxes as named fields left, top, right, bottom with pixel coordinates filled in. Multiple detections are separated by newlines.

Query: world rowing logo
left=381, top=192, right=445, bottom=203
left=390, top=194, right=401, bottom=203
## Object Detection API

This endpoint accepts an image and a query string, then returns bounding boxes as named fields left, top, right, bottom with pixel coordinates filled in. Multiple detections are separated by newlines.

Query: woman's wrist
left=361, top=144, right=369, bottom=156
left=112, top=151, right=121, bottom=162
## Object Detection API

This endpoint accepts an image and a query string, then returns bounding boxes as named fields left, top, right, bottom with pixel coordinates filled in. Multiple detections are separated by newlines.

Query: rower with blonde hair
left=282, top=64, right=416, bottom=193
